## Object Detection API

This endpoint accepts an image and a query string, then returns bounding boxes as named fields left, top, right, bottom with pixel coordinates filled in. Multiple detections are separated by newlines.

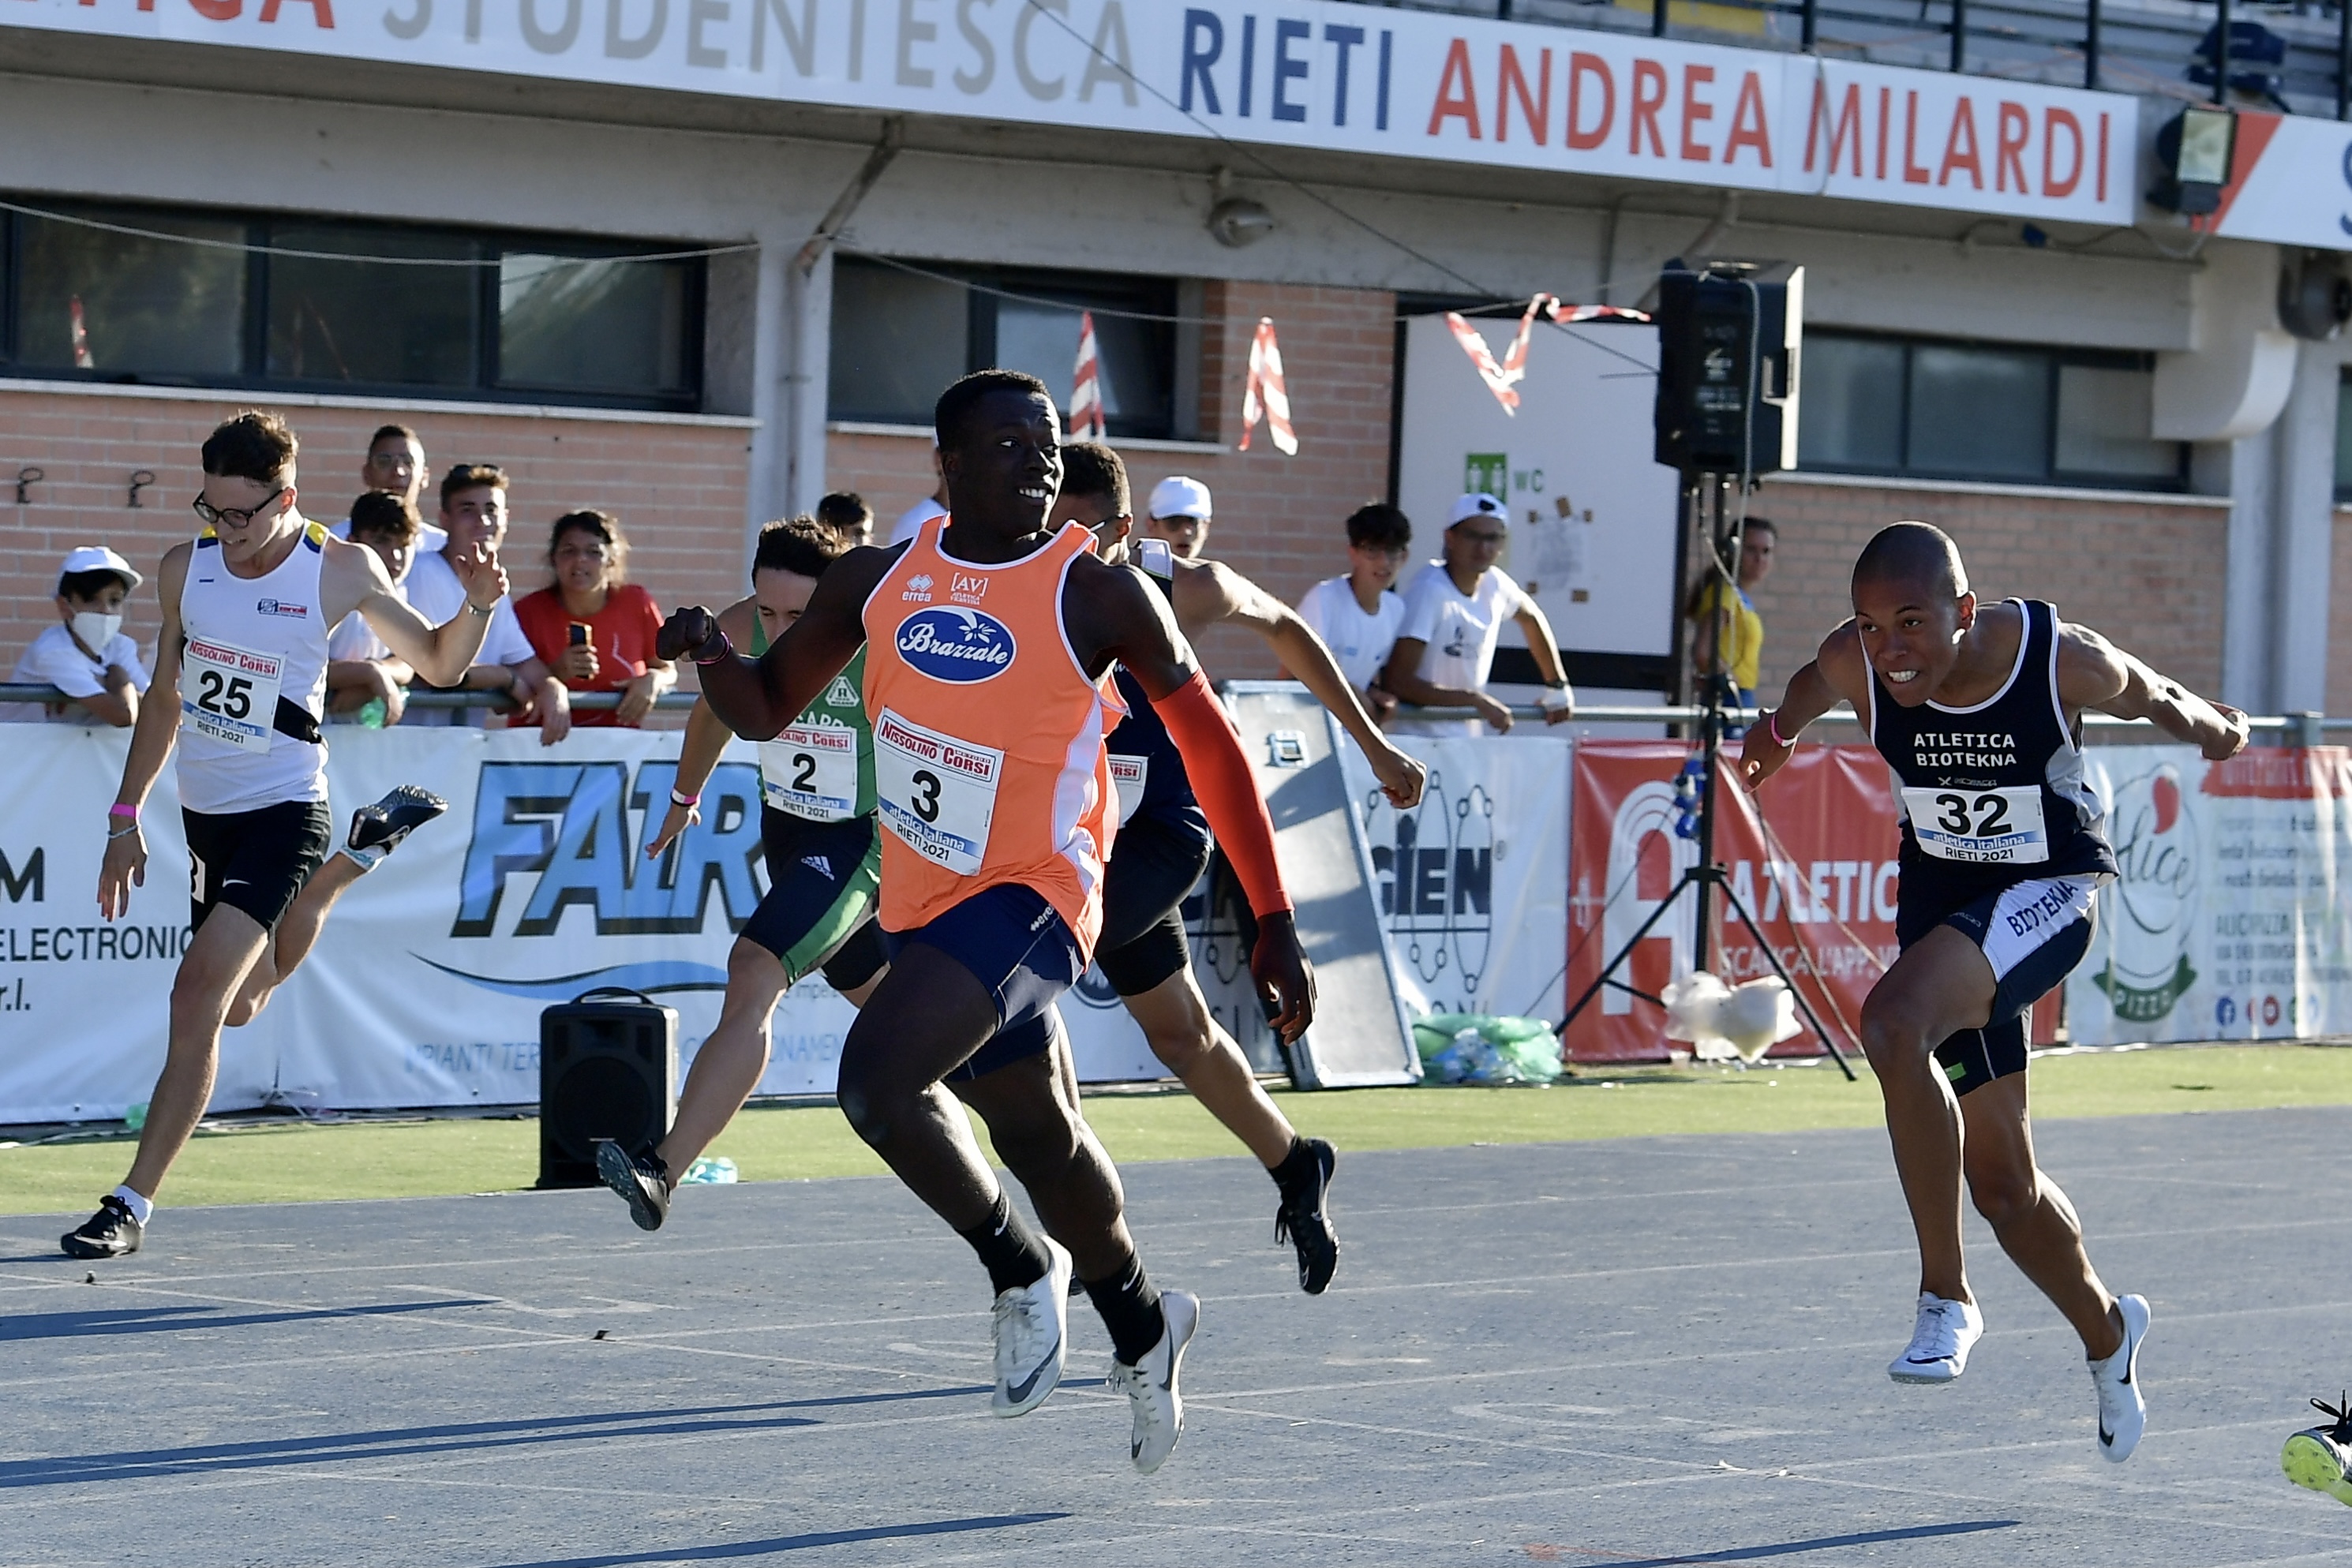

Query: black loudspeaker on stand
left=538, top=986, right=680, bottom=1188
left=1560, top=260, right=1855, bottom=1080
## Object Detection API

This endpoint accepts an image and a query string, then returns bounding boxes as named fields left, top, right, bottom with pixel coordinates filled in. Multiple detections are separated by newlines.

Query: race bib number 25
left=179, top=636, right=284, bottom=754
left=1904, top=784, right=2049, bottom=864
left=874, top=708, right=1004, bottom=875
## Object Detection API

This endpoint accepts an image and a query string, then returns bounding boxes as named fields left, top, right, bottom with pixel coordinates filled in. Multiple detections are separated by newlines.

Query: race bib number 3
left=874, top=708, right=1004, bottom=875
left=760, top=721, right=860, bottom=821
left=179, top=636, right=284, bottom=754
left=1108, top=754, right=1148, bottom=827
left=1904, top=784, right=2049, bottom=863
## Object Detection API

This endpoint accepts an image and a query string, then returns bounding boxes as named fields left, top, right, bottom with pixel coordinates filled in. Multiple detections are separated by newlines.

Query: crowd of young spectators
left=9, top=421, right=1587, bottom=736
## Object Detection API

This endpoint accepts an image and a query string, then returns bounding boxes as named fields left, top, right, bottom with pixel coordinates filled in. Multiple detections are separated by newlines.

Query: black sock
left=1082, top=1256, right=1165, bottom=1366
left=1270, top=1136, right=1319, bottom=1198
left=957, top=1192, right=1052, bottom=1296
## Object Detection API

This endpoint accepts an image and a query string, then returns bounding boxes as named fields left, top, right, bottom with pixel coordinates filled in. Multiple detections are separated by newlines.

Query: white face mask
left=70, top=611, right=122, bottom=655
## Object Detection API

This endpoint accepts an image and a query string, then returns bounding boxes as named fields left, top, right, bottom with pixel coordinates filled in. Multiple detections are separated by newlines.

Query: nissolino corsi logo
left=895, top=607, right=1015, bottom=683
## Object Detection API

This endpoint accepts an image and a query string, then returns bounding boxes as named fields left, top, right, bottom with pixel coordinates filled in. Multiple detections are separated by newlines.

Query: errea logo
left=903, top=573, right=934, bottom=603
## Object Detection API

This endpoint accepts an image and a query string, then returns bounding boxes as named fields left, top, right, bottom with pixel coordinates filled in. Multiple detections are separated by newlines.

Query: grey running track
left=2, top=1106, right=2347, bottom=1567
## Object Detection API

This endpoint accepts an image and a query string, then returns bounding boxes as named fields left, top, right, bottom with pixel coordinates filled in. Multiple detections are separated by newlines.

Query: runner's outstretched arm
left=2058, top=625, right=2249, bottom=761
left=646, top=600, right=758, bottom=860
left=1074, top=559, right=1315, bottom=1042
left=99, top=544, right=190, bottom=922
left=1173, top=559, right=1425, bottom=808
left=1740, top=623, right=1867, bottom=790
left=657, top=548, right=894, bottom=740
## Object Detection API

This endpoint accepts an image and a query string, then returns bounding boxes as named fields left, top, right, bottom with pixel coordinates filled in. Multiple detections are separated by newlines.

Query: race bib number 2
left=874, top=708, right=1004, bottom=875
left=760, top=721, right=860, bottom=822
left=1904, top=784, right=2048, bottom=864
left=179, top=635, right=284, bottom=754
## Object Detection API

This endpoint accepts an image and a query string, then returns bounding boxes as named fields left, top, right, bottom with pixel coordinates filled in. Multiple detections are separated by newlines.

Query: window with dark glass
left=0, top=197, right=704, bottom=411
left=828, top=257, right=1179, bottom=440
left=2335, top=369, right=2352, bottom=503
left=1799, top=331, right=2182, bottom=489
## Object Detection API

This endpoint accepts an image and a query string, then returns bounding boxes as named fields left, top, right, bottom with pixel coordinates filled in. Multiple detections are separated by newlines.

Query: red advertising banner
left=1565, top=741, right=1904, bottom=1063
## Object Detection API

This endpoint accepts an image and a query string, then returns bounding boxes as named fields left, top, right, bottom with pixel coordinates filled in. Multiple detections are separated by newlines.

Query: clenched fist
left=657, top=605, right=729, bottom=665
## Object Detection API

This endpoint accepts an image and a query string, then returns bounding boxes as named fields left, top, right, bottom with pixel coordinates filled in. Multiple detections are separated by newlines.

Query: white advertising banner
left=0, top=723, right=1316, bottom=1125
left=2202, top=111, right=2352, bottom=253
left=1339, top=731, right=1570, bottom=1022
left=0, top=0, right=2133, bottom=223
left=2067, top=746, right=2352, bottom=1044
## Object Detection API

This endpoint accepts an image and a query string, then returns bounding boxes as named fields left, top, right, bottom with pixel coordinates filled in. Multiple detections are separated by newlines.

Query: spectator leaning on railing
left=402, top=462, right=555, bottom=739
left=1381, top=492, right=1575, bottom=737
left=511, top=509, right=675, bottom=729
left=324, top=492, right=423, bottom=728
left=331, top=424, right=448, bottom=555
left=1292, top=503, right=1413, bottom=728
left=7, top=546, right=152, bottom=727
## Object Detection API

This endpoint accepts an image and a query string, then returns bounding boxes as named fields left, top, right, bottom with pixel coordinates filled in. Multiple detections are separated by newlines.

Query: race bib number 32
left=179, top=635, right=284, bottom=754
left=874, top=708, right=1004, bottom=875
left=1904, top=784, right=2049, bottom=864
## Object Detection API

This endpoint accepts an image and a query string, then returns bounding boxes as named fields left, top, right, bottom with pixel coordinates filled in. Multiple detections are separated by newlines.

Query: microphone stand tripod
left=1556, top=473, right=1857, bottom=1080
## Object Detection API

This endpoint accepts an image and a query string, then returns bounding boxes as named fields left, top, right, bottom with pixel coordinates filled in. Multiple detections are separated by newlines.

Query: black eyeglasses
left=192, top=489, right=286, bottom=529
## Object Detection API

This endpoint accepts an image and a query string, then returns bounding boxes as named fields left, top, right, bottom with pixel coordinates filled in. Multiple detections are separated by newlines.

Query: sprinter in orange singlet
left=659, top=370, right=1313, bottom=1475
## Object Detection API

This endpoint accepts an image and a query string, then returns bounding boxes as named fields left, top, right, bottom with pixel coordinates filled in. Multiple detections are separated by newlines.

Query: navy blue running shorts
left=883, top=882, right=1084, bottom=1084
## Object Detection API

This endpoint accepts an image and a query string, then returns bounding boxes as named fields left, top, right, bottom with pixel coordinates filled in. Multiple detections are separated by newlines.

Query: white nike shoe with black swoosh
left=990, top=1237, right=1071, bottom=1417
left=1110, top=1289, right=1199, bottom=1474
left=2089, top=1293, right=2151, bottom=1461
left=1888, top=1291, right=1983, bottom=1384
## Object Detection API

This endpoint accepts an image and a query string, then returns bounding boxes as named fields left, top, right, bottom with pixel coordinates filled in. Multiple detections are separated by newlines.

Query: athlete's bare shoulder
left=714, top=595, right=759, bottom=644
left=2053, top=619, right=2131, bottom=709
left=1814, top=619, right=1871, bottom=703
left=1062, top=551, right=1171, bottom=674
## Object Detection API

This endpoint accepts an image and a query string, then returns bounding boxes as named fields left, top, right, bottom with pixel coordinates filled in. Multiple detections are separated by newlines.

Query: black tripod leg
left=1556, top=869, right=1702, bottom=1037
left=1715, top=879, right=1860, bottom=1081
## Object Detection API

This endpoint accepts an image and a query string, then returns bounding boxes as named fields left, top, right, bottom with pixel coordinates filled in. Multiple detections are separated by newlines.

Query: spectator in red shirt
left=511, top=510, right=675, bottom=728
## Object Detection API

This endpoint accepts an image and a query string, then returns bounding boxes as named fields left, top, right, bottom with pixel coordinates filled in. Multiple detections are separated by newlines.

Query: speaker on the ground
left=1652, top=260, right=1803, bottom=478
left=538, top=987, right=678, bottom=1189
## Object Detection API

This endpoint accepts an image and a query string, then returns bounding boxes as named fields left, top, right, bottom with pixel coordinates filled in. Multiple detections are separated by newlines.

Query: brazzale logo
left=895, top=607, right=1016, bottom=683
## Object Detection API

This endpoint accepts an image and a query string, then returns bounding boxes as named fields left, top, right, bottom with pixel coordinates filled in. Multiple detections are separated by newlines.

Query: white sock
left=112, top=1184, right=154, bottom=1226
left=338, top=842, right=388, bottom=874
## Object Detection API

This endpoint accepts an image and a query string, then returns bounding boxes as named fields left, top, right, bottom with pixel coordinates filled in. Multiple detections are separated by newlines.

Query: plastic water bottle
left=1672, top=757, right=1705, bottom=840
left=124, top=1102, right=148, bottom=1131
left=356, top=697, right=388, bottom=729
left=679, top=1155, right=737, bottom=1185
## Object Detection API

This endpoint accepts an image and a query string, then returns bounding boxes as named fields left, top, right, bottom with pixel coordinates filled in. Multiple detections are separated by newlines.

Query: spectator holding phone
left=511, top=509, right=674, bottom=729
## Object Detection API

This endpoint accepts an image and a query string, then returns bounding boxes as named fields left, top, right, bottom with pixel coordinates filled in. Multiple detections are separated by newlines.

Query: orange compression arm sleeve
left=1151, top=669, right=1293, bottom=919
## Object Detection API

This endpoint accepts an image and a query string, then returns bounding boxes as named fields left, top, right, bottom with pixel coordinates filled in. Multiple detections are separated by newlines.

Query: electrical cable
left=0, top=197, right=758, bottom=267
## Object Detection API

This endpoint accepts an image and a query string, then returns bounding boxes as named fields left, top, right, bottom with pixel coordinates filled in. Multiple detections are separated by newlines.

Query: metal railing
left=0, top=685, right=697, bottom=714
left=1375, top=0, right=2352, bottom=119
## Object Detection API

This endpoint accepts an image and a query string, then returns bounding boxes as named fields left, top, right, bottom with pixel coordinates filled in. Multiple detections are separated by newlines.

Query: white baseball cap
left=1448, top=492, right=1507, bottom=526
left=58, top=545, right=143, bottom=591
left=1148, top=475, right=1213, bottom=521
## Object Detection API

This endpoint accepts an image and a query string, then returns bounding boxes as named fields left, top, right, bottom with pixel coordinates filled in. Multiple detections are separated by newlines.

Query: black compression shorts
left=1094, top=807, right=1212, bottom=997
left=184, top=800, right=332, bottom=935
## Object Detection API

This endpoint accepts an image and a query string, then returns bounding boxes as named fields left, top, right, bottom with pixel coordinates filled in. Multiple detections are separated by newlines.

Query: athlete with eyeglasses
left=63, top=411, right=509, bottom=1261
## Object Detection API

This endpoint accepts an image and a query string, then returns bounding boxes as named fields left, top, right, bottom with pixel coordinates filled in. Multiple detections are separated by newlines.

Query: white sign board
left=2204, top=111, right=2352, bottom=253
left=1, top=0, right=2135, bottom=223
left=1395, top=313, right=1681, bottom=678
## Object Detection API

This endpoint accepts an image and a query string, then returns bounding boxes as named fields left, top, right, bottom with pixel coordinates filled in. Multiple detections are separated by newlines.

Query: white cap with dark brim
left=1448, top=492, right=1507, bottom=526
left=1148, top=475, right=1213, bottom=521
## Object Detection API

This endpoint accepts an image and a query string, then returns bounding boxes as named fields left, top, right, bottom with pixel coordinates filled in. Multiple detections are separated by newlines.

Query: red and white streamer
left=1446, top=295, right=1653, bottom=414
left=1068, top=310, right=1106, bottom=443
left=1238, top=316, right=1297, bottom=455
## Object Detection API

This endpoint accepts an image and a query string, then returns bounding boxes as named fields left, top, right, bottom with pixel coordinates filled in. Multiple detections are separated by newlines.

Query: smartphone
left=567, top=622, right=591, bottom=647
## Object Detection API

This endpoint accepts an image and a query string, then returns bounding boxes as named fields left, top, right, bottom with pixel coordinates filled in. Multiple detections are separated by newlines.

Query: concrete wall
left=0, top=385, right=751, bottom=680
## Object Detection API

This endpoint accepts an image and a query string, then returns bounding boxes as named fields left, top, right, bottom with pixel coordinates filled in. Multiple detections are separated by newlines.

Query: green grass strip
left=2, top=1044, right=2344, bottom=1216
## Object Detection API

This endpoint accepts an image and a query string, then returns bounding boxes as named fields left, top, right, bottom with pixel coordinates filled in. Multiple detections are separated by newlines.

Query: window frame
left=1800, top=328, right=2186, bottom=492
left=826, top=256, right=1182, bottom=440
left=0, top=196, right=706, bottom=414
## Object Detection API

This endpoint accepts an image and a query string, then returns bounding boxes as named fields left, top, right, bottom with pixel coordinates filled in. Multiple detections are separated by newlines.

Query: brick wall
left=824, top=279, right=1400, bottom=679
left=0, top=387, right=753, bottom=687
left=1746, top=479, right=2232, bottom=705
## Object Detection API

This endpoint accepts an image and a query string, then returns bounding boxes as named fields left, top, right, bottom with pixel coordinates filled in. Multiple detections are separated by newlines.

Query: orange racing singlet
left=861, top=516, right=1123, bottom=956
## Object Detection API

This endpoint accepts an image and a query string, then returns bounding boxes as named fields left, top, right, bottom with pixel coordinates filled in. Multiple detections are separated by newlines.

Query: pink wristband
left=108, top=803, right=138, bottom=820
left=1766, top=710, right=1795, bottom=749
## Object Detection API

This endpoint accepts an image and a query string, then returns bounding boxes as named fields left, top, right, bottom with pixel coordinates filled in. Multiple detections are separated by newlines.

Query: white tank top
left=176, top=521, right=334, bottom=814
